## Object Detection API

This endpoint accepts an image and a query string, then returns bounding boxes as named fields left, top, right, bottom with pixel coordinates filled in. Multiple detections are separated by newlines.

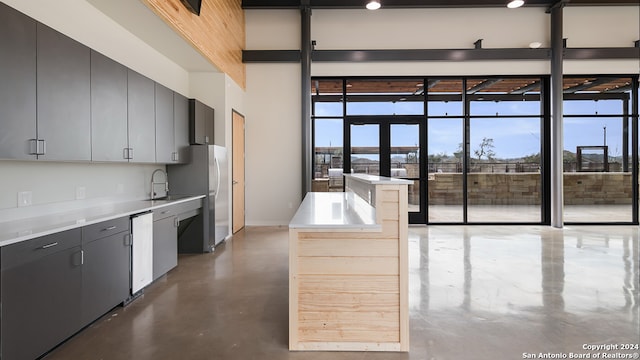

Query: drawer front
left=1, top=228, right=82, bottom=270
left=173, top=198, right=202, bottom=214
left=154, top=207, right=176, bottom=221
left=154, top=199, right=202, bottom=221
left=82, top=216, right=130, bottom=242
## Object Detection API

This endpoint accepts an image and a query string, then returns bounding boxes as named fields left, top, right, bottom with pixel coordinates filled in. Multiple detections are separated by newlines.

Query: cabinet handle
left=124, top=233, right=132, bottom=246
left=129, top=148, right=134, bottom=159
left=38, top=139, right=46, bottom=155
left=172, top=152, right=179, bottom=162
left=29, top=139, right=38, bottom=155
left=102, top=226, right=117, bottom=231
left=40, top=242, right=58, bottom=249
left=161, top=210, right=170, bottom=215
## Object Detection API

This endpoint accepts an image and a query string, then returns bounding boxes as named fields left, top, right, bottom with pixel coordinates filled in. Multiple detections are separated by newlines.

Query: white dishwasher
left=131, top=212, right=153, bottom=294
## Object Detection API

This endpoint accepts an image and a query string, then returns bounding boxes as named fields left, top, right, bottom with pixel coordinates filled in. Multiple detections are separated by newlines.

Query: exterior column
left=550, top=5, right=564, bottom=228
left=301, top=4, right=312, bottom=198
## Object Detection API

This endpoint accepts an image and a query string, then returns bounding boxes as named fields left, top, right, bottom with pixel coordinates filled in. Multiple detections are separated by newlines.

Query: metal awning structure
left=243, top=0, right=638, bottom=9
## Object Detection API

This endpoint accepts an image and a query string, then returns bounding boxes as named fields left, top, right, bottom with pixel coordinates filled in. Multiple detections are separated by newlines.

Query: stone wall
left=426, top=172, right=633, bottom=205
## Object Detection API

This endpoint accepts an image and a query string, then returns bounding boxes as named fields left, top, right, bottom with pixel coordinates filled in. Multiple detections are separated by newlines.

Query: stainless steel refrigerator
left=167, top=145, right=229, bottom=252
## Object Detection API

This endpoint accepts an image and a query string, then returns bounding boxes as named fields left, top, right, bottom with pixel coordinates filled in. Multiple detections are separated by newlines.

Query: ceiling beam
left=242, top=0, right=638, bottom=9
left=563, top=78, right=613, bottom=93
left=466, top=78, right=502, bottom=94
left=510, top=81, right=541, bottom=94
left=243, top=47, right=639, bottom=63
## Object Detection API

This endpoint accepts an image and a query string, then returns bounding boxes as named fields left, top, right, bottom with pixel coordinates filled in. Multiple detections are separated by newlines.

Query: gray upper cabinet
left=157, top=86, right=190, bottom=164
left=155, top=83, right=175, bottom=163
left=127, top=69, right=156, bottom=163
left=189, top=99, right=214, bottom=145
left=91, top=51, right=128, bottom=162
left=0, top=3, right=37, bottom=160
left=174, top=92, right=190, bottom=164
left=37, top=23, right=91, bottom=161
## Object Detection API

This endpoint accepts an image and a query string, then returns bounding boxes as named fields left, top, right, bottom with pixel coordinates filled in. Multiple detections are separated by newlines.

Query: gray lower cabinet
left=90, top=50, right=128, bottom=162
left=153, top=212, right=178, bottom=280
left=36, top=23, right=91, bottom=161
left=81, top=217, right=131, bottom=326
left=127, top=69, right=156, bottom=163
left=0, top=3, right=37, bottom=160
left=1, top=229, right=83, bottom=360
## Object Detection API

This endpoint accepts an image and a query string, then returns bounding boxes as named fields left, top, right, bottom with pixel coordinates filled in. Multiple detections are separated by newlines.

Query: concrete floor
left=44, top=225, right=639, bottom=360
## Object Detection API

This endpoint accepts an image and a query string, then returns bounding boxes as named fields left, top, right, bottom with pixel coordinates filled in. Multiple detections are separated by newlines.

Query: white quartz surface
left=0, top=195, right=205, bottom=247
left=344, top=173, right=413, bottom=185
left=289, top=192, right=380, bottom=230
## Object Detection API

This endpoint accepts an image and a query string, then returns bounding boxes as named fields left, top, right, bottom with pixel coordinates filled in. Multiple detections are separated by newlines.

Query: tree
left=473, top=137, right=495, bottom=161
left=453, top=143, right=464, bottom=161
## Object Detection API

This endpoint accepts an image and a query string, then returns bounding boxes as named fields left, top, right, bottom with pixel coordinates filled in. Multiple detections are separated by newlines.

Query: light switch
left=18, top=191, right=32, bottom=207
left=76, top=186, right=86, bottom=200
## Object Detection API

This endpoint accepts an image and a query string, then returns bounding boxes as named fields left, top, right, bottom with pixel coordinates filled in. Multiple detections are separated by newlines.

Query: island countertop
left=343, top=173, right=413, bottom=185
left=288, top=192, right=380, bottom=230
left=0, top=195, right=205, bottom=247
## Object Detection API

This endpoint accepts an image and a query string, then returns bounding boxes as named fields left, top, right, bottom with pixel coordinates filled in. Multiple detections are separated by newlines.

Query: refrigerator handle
left=214, top=157, right=221, bottom=201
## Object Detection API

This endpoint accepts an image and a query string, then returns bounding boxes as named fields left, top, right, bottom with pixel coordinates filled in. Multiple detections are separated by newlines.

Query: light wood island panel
left=289, top=175, right=410, bottom=352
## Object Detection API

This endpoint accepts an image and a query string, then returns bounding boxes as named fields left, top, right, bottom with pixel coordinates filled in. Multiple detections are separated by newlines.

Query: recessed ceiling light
left=366, top=1, right=381, bottom=10
left=507, top=0, right=524, bottom=8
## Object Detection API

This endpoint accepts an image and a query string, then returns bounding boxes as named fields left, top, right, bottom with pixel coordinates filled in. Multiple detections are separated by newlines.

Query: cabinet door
left=81, top=231, right=130, bottom=326
left=152, top=215, right=178, bottom=280
left=127, top=70, right=156, bottom=163
left=1, top=229, right=82, bottom=360
left=37, top=23, right=91, bottom=161
left=155, top=83, right=175, bottom=163
left=0, top=3, right=37, bottom=160
left=189, top=99, right=214, bottom=145
left=174, top=92, right=190, bottom=163
left=91, top=50, right=128, bottom=162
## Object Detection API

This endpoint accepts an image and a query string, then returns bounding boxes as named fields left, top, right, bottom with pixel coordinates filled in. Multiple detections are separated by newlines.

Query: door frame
left=344, top=115, right=427, bottom=224
left=232, top=110, right=245, bottom=233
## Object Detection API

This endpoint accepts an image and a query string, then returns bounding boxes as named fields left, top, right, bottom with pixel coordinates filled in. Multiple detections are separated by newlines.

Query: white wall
left=244, top=6, right=639, bottom=225
left=0, top=161, right=160, bottom=212
left=245, top=63, right=301, bottom=225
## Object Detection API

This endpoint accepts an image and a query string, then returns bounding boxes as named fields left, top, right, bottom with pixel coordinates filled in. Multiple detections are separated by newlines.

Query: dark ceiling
left=242, top=0, right=638, bottom=9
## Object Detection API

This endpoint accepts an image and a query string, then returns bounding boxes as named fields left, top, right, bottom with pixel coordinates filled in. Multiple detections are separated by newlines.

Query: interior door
left=232, top=110, right=245, bottom=233
left=345, top=117, right=426, bottom=223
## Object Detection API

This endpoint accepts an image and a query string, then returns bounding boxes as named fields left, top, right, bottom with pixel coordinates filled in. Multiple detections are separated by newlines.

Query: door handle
left=233, top=180, right=239, bottom=185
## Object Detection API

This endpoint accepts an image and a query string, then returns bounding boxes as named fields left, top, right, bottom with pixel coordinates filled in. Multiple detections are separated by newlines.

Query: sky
left=314, top=98, right=632, bottom=160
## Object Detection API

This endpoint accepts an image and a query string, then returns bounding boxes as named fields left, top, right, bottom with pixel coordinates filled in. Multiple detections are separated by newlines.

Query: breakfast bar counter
left=288, top=174, right=411, bottom=352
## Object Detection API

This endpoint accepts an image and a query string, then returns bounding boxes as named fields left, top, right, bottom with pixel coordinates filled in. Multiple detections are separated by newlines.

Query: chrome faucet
left=150, top=169, right=169, bottom=199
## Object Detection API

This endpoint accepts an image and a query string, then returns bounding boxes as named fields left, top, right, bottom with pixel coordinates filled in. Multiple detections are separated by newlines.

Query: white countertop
left=0, top=195, right=205, bottom=247
left=344, top=173, right=413, bottom=185
left=289, top=192, right=380, bottom=230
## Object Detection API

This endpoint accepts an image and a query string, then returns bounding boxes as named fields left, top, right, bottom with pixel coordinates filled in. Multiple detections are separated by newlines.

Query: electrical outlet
left=18, top=191, right=32, bottom=207
left=76, top=186, right=86, bottom=200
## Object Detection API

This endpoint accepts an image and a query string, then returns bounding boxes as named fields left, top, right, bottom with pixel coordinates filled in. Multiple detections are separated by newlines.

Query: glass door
left=345, top=117, right=427, bottom=223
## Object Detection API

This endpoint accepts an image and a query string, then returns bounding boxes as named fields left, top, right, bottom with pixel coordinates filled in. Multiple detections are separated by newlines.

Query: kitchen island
left=288, top=174, right=411, bottom=352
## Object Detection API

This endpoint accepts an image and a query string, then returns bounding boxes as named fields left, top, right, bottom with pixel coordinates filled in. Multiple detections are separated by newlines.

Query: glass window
left=427, top=79, right=462, bottom=117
